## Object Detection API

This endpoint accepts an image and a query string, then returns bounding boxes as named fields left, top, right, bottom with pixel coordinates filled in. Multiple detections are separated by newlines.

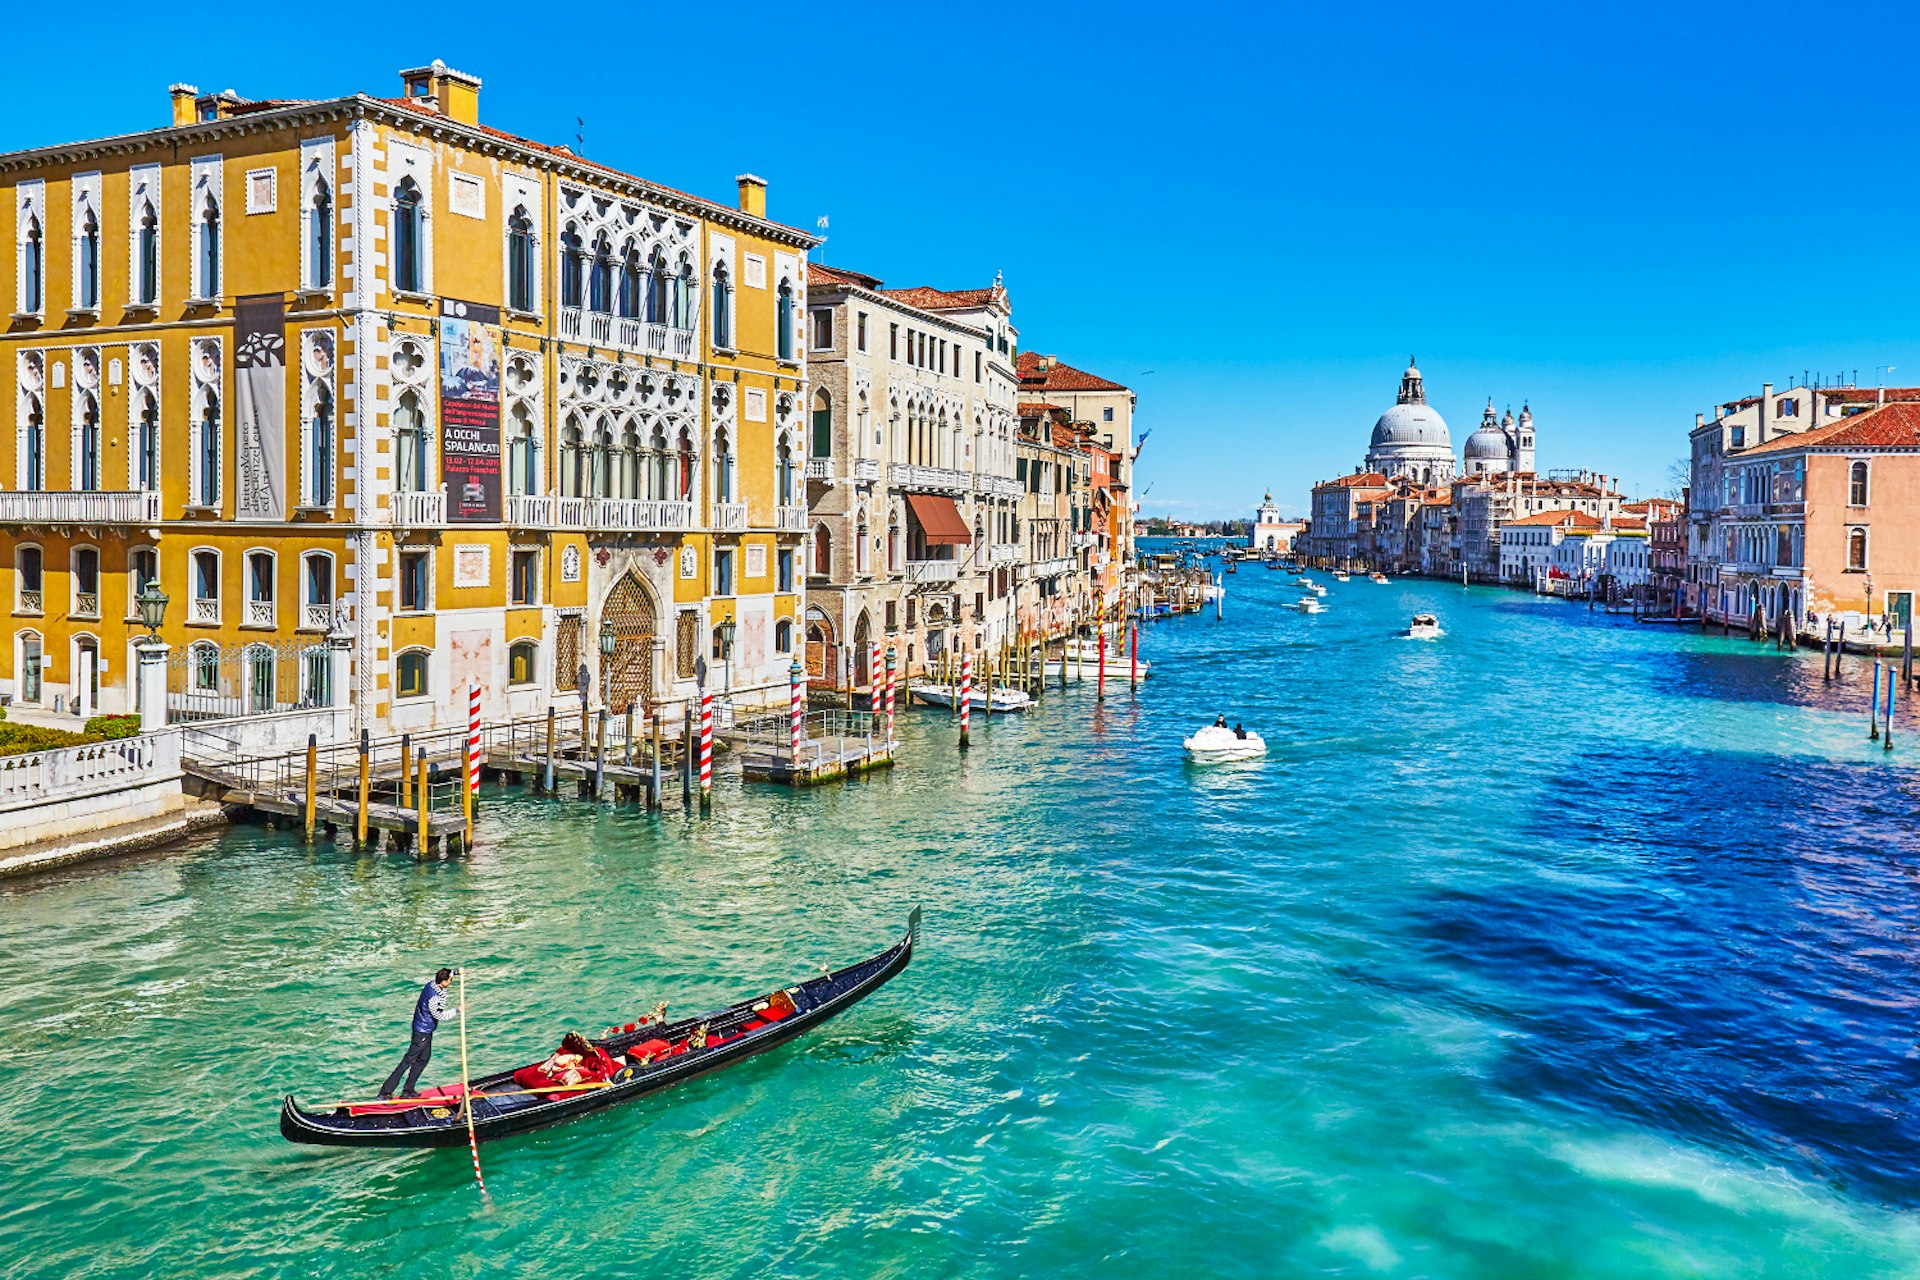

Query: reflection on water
left=2, top=572, right=1919, bottom=1278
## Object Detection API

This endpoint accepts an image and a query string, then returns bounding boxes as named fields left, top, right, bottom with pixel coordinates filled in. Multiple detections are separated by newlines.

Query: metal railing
left=0, top=490, right=162, bottom=525
left=167, top=636, right=337, bottom=723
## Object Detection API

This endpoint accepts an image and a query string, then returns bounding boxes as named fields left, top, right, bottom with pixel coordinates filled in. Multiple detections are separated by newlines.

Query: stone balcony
left=805, top=459, right=834, bottom=484
left=905, top=558, right=962, bottom=584
left=849, top=457, right=880, bottom=483
left=1028, top=556, right=1075, bottom=578
left=558, top=307, right=696, bottom=359
left=776, top=505, right=808, bottom=532
left=0, top=490, right=162, bottom=527
left=390, top=488, right=446, bottom=529
left=979, top=474, right=1023, bottom=500
left=713, top=502, right=748, bottom=532
left=504, top=494, right=695, bottom=532
left=890, top=464, right=968, bottom=496
left=989, top=542, right=1022, bottom=564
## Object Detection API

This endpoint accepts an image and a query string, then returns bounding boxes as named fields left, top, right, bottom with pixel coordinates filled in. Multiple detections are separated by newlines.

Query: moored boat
left=908, top=683, right=1034, bottom=712
left=280, top=913, right=919, bottom=1149
left=1331, top=570, right=1351, bottom=582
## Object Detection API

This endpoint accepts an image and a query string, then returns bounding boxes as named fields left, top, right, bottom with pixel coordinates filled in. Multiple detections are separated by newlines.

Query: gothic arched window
left=77, top=207, right=99, bottom=309
left=507, top=206, right=535, bottom=312
left=198, top=191, right=222, bottom=297
left=308, top=180, right=332, bottom=290
left=560, top=224, right=584, bottom=309
left=136, top=202, right=159, bottom=304
left=776, top=279, right=795, bottom=361
left=711, top=262, right=732, bottom=348
left=391, top=178, right=421, bottom=293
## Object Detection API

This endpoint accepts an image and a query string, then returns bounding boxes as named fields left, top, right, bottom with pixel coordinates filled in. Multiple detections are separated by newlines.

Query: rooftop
left=1740, top=401, right=1920, bottom=455
left=1017, top=351, right=1129, bottom=393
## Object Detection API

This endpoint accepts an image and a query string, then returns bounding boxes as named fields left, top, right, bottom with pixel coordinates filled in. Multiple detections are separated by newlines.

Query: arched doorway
left=852, top=610, right=873, bottom=687
left=600, top=571, right=657, bottom=713
left=804, top=605, right=836, bottom=682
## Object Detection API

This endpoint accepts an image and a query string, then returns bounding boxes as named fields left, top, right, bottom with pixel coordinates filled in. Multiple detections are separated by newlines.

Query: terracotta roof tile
left=879, top=285, right=1000, bottom=312
left=1740, top=401, right=1920, bottom=455
left=1505, top=508, right=1603, bottom=529
left=1016, top=351, right=1129, bottom=392
left=808, top=262, right=885, bottom=290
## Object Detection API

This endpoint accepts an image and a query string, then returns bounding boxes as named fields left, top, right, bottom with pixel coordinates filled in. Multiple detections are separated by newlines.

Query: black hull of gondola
left=280, top=913, right=917, bottom=1149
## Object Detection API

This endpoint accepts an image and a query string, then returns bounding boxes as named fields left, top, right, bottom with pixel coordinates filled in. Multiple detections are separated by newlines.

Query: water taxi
left=1406, top=613, right=1443, bottom=639
left=1331, top=571, right=1351, bottom=582
left=1369, top=572, right=1390, bottom=584
left=1293, top=595, right=1326, bottom=614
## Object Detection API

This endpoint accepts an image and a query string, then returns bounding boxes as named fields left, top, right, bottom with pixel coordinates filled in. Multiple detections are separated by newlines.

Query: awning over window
left=906, top=494, right=971, bottom=546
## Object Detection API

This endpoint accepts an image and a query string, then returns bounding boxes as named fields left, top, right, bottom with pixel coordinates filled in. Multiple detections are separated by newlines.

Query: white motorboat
left=1406, top=613, right=1443, bottom=639
left=1307, top=583, right=1327, bottom=596
left=1061, top=639, right=1150, bottom=676
left=1044, top=658, right=1149, bottom=683
left=1183, top=723, right=1267, bottom=764
left=1370, top=572, right=1390, bottom=584
left=1293, top=575, right=1315, bottom=588
left=1293, top=595, right=1325, bottom=614
left=1331, top=571, right=1351, bottom=582
left=1201, top=583, right=1226, bottom=602
left=907, top=683, right=1033, bottom=712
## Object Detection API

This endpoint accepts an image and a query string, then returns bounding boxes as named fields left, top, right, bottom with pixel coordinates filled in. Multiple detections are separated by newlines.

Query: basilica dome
left=1364, top=357, right=1456, bottom=484
left=1463, top=401, right=1510, bottom=470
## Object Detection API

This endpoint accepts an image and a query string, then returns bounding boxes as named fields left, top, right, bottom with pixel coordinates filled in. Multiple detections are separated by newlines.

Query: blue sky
left=8, top=1, right=1916, bottom=518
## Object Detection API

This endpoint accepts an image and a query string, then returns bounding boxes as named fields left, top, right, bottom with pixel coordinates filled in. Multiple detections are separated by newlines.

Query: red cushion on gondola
left=742, top=1020, right=766, bottom=1031
left=626, top=1038, right=671, bottom=1061
left=346, top=1083, right=471, bottom=1116
left=758, top=1005, right=791, bottom=1023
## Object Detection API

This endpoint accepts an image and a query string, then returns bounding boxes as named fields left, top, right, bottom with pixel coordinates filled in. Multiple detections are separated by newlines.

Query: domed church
left=1366, top=357, right=1456, bottom=485
left=1463, top=400, right=1536, bottom=475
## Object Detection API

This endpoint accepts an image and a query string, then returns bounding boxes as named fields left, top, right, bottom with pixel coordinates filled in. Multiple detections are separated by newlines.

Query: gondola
left=280, top=910, right=919, bottom=1149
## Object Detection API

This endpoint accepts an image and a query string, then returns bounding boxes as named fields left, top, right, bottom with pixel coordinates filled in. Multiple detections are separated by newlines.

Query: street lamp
left=716, top=618, right=736, bottom=658
left=135, top=582, right=170, bottom=640
left=599, top=617, right=618, bottom=658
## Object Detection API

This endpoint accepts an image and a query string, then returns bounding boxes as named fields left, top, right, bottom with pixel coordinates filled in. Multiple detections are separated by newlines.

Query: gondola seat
left=346, top=1083, right=471, bottom=1116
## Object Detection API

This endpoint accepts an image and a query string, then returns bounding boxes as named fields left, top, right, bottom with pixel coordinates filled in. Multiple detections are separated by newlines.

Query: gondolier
left=378, top=968, right=459, bottom=1100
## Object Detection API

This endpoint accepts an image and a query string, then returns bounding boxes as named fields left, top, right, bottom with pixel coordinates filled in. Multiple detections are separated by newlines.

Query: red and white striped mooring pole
left=959, top=649, right=973, bottom=749
left=698, top=690, right=714, bottom=806
left=870, top=643, right=883, bottom=727
left=466, top=684, right=482, bottom=797
left=789, top=659, right=805, bottom=762
left=884, top=646, right=898, bottom=748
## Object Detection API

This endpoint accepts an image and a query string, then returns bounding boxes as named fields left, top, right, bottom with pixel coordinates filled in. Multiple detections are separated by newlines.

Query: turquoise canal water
left=6, top=571, right=1920, bottom=1278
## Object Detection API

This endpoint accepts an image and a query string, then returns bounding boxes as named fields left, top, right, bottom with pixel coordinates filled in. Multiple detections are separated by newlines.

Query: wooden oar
left=326, top=1079, right=620, bottom=1110
left=456, top=968, right=489, bottom=1203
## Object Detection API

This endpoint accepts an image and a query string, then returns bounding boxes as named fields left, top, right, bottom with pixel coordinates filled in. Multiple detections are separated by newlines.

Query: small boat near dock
left=908, top=683, right=1034, bottom=712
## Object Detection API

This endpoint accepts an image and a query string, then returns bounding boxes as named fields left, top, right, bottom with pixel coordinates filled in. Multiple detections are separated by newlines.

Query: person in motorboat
left=1233, top=723, right=1248, bottom=740
left=378, top=967, right=458, bottom=1100
left=1214, top=715, right=1228, bottom=728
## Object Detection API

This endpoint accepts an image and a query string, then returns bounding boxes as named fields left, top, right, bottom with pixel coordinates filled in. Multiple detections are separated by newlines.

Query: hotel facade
left=0, top=64, right=817, bottom=734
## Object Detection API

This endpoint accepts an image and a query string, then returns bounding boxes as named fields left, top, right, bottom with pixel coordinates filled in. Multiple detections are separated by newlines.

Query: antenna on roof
left=575, top=117, right=586, bottom=156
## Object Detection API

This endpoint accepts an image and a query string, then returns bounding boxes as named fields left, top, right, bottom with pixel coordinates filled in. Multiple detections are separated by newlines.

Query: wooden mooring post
left=415, top=748, right=430, bottom=854
left=1871, top=660, right=1882, bottom=741
left=400, top=733, right=413, bottom=809
left=593, top=709, right=608, bottom=800
left=303, top=733, right=319, bottom=842
left=543, top=706, right=557, bottom=795
left=356, top=729, right=371, bottom=846
left=650, top=711, right=663, bottom=811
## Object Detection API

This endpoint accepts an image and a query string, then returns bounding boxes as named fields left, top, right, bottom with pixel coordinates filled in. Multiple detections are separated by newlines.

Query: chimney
left=1757, top=382, right=1772, bottom=445
left=169, top=83, right=199, bottom=128
left=735, top=174, right=767, bottom=218
left=1695, top=412, right=1705, bottom=429
left=399, top=61, right=481, bottom=124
